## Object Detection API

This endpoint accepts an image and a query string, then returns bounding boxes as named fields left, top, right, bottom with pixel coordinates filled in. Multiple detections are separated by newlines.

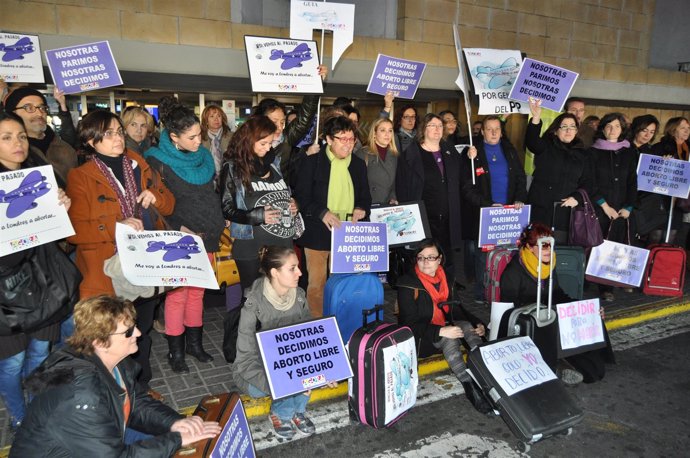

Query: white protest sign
left=479, top=336, right=557, bottom=396
left=369, top=202, right=430, bottom=247
left=115, top=223, right=219, bottom=289
left=0, top=32, right=44, bottom=83
left=244, top=36, right=324, bottom=94
left=0, top=166, right=74, bottom=256
left=463, top=48, right=530, bottom=115
left=488, top=302, right=514, bottom=341
left=556, top=299, right=605, bottom=350
left=585, top=240, right=649, bottom=287
left=290, top=0, right=355, bottom=69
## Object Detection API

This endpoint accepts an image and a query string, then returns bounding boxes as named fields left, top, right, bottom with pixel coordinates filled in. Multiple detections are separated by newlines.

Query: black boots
left=461, top=380, right=494, bottom=415
left=166, top=333, right=189, bottom=373
left=185, top=326, right=214, bottom=363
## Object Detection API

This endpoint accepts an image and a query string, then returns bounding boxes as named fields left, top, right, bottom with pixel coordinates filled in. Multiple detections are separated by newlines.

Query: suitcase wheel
left=517, top=442, right=531, bottom=453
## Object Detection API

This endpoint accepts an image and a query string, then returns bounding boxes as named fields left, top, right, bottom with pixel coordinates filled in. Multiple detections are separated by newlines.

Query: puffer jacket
left=10, top=347, right=183, bottom=458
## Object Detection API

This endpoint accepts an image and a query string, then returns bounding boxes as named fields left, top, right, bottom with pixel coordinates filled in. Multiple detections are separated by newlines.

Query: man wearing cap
left=5, top=87, right=78, bottom=184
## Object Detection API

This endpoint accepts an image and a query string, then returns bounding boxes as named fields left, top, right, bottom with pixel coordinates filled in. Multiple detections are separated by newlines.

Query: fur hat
left=4, top=87, right=47, bottom=112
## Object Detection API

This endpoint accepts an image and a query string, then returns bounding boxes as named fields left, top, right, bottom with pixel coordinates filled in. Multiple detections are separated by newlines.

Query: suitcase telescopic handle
left=362, top=305, right=385, bottom=332
left=536, top=236, right=555, bottom=321
left=438, top=300, right=460, bottom=325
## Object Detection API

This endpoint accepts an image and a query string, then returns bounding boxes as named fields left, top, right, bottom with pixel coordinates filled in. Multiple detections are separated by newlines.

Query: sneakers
left=559, top=368, right=584, bottom=386
left=269, top=413, right=296, bottom=440
left=292, top=412, right=316, bottom=435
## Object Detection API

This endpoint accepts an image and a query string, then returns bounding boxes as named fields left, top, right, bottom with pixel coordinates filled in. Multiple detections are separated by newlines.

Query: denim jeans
left=55, top=314, right=75, bottom=350
left=124, top=428, right=154, bottom=444
left=247, top=384, right=310, bottom=421
left=0, top=339, right=51, bottom=424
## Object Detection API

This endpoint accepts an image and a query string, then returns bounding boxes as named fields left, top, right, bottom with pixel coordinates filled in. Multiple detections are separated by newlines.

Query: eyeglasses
left=558, top=125, right=578, bottom=132
left=110, top=325, right=136, bottom=338
left=402, top=115, right=417, bottom=120
left=531, top=242, right=552, bottom=249
left=15, top=103, right=49, bottom=114
left=426, top=124, right=443, bottom=129
left=333, top=135, right=356, bottom=144
left=416, top=255, right=441, bottom=263
left=104, top=129, right=125, bottom=138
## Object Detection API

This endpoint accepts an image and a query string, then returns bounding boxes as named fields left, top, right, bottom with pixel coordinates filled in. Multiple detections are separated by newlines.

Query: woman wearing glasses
left=525, top=98, right=590, bottom=234
left=67, top=110, right=175, bottom=384
left=10, top=295, right=221, bottom=457
left=294, top=116, right=371, bottom=317
left=397, top=239, right=492, bottom=413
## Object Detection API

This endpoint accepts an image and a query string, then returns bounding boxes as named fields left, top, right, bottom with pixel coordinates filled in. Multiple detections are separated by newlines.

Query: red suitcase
left=642, top=244, right=686, bottom=297
left=485, top=246, right=518, bottom=304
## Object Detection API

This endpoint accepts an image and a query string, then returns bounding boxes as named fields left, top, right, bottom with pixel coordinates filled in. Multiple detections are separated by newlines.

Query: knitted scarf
left=144, top=129, right=215, bottom=185
left=415, top=264, right=449, bottom=326
left=92, top=154, right=140, bottom=219
left=591, top=138, right=630, bottom=151
left=262, top=277, right=297, bottom=312
left=519, top=246, right=556, bottom=281
left=326, top=146, right=354, bottom=220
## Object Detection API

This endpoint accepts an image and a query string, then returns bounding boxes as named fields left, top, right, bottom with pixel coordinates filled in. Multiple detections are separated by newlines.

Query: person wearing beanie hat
left=6, top=86, right=78, bottom=184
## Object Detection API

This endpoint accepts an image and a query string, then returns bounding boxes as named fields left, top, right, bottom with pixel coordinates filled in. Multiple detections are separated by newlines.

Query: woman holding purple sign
left=233, top=245, right=335, bottom=440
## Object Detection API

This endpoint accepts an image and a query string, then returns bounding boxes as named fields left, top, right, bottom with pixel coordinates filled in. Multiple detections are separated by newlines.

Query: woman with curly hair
left=200, top=104, right=233, bottom=177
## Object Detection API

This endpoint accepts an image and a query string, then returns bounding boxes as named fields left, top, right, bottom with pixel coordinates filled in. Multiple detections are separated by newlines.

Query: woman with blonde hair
left=121, top=106, right=155, bottom=155
left=354, top=117, right=399, bottom=205
left=200, top=104, right=233, bottom=176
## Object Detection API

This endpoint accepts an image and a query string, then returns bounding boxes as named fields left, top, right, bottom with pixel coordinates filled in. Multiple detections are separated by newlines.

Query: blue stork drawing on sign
left=146, top=235, right=201, bottom=262
left=0, top=170, right=51, bottom=218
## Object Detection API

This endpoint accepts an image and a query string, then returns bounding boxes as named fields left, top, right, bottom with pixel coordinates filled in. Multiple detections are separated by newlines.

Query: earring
left=174, top=142, right=181, bottom=151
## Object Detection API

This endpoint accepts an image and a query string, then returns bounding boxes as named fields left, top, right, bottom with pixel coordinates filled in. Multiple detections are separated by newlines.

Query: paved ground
left=1, top=273, right=689, bottom=452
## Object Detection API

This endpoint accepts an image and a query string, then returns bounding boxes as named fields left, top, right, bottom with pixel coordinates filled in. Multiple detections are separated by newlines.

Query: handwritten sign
left=210, top=395, right=255, bottom=458
left=115, top=223, right=219, bottom=290
left=463, top=48, right=529, bottom=115
left=369, top=202, right=430, bottom=247
left=366, top=54, right=427, bottom=99
left=244, top=36, right=323, bottom=94
left=0, top=166, right=74, bottom=256
left=557, top=299, right=605, bottom=351
left=0, top=32, right=44, bottom=83
left=45, top=41, right=122, bottom=94
left=256, top=317, right=353, bottom=399
left=478, top=336, right=557, bottom=397
left=478, top=205, right=531, bottom=248
left=585, top=240, right=649, bottom=287
left=636, top=153, right=690, bottom=199
left=330, top=222, right=389, bottom=273
left=509, top=58, right=579, bottom=112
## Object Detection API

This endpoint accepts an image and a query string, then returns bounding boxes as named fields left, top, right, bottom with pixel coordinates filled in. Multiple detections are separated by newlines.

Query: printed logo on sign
left=79, top=82, right=100, bottom=91
left=353, top=263, right=371, bottom=272
left=278, top=84, right=298, bottom=91
left=161, top=277, right=188, bottom=286
left=10, top=234, right=40, bottom=250
left=301, top=374, right=326, bottom=389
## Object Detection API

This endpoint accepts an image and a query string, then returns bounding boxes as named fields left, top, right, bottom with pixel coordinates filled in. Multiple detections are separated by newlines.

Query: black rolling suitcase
left=497, top=236, right=559, bottom=369
left=466, top=336, right=584, bottom=450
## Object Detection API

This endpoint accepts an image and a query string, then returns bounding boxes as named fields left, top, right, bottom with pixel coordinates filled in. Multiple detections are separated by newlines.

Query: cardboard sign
left=381, top=337, right=418, bottom=425
left=478, top=205, right=531, bottom=248
left=0, top=166, right=74, bottom=256
left=45, top=41, right=122, bottom=94
left=556, top=299, right=605, bottom=352
left=244, top=36, right=324, bottom=94
left=210, top=395, right=255, bottom=458
left=478, top=336, right=557, bottom=397
left=509, top=58, right=579, bottom=112
left=289, top=0, right=355, bottom=69
left=368, top=202, right=430, bottom=247
left=256, top=317, right=353, bottom=399
left=115, top=223, right=219, bottom=290
left=636, top=153, right=690, bottom=199
left=0, top=32, right=44, bottom=83
left=366, top=54, right=427, bottom=99
left=330, top=222, right=389, bottom=274
left=463, top=48, right=529, bottom=115
left=585, top=240, right=649, bottom=287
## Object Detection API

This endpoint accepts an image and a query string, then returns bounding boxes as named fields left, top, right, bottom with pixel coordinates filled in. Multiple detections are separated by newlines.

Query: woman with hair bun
left=144, top=96, right=225, bottom=373
left=233, top=246, right=333, bottom=440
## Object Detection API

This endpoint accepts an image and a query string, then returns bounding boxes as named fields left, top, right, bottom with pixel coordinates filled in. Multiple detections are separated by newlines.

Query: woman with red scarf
left=397, top=239, right=492, bottom=413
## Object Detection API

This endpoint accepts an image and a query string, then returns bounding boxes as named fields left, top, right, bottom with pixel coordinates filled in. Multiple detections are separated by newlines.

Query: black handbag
left=0, top=243, right=81, bottom=335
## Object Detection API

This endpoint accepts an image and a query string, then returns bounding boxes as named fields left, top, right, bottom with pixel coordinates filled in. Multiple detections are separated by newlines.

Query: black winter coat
left=11, top=348, right=183, bottom=458
left=460, top=138, right=527, bottom=240
left=275, top=94, right=320, bottom=187
left=294, top=145, right=372, bottom=250
left=525, top=121, right=589, bottom=228
left=397, top=273, right=483, bottom=358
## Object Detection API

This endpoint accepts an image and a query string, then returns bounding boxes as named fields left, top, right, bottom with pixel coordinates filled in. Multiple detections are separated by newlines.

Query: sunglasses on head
left=110, top=325, right=136, bottom=338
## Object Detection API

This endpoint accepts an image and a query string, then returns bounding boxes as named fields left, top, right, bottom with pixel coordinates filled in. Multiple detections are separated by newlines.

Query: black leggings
left=131, top=296, right=159, bottom=386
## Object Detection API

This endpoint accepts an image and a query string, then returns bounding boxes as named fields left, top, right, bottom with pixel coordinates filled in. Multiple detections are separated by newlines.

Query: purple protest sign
left=366, top=54, right=427, bottom=99
left=508, top=58, right=578, bottom=112
left=45, top=41, right=123, bottom=94
left=330, top=222, right=389, bottom=274
left=636, top=153, right=690, bottom=198
left=478, top=205, right=531, bottom=248
left=210, top=395, right=255, bottom=458
left=256, top=317, right=353, bottom=400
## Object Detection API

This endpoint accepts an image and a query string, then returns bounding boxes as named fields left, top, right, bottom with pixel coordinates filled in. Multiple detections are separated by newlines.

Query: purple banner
left=636, top=153, right=690, bottom=198
left=366, top=54, right=427, bottom=99
left=210, top=396, right=255, bottom=458
left=45, top=41, right=123, bottom=94
left=508, top=58, right=579, bottom=112
left=330, top=222, right=389, bottom=274
left=256, top=317, right=353, bottom=400
left=478, top=205, right=531, bottom=248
